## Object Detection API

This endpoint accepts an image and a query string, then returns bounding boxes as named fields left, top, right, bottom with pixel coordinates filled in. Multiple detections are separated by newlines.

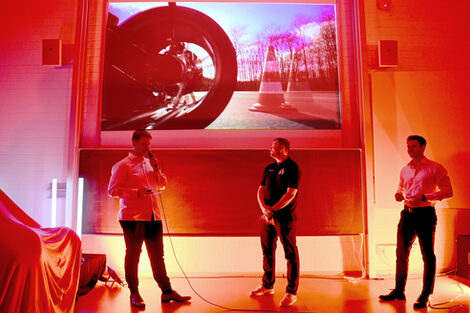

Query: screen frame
left=78, top=0, right=361, bottom=149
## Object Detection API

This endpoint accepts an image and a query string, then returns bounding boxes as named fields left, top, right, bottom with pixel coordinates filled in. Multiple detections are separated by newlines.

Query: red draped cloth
left=0, top=189, right=81, bottom=313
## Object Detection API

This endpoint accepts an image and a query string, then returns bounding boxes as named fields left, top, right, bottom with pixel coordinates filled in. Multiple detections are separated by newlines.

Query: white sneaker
left=250, top=285, right=274, bottom=296
left=280, top=293, right=297, bottom=307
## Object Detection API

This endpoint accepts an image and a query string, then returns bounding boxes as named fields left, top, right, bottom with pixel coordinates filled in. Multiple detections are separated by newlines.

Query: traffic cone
left=287, top=50, right=311, bottom=92
left=249, top=45, right=296, bottom=112
left=285, top=50, right=311, bottom=109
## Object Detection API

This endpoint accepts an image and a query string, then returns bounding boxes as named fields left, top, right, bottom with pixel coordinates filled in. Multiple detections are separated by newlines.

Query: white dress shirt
left=397, top=157, right=453, bottom=208
left=108, top=152, right=167, bottom=221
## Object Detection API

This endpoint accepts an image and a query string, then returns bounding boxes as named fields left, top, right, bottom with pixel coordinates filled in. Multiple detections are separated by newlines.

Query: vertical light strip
left=77, top=177, right=84, bottom=238
left=64, top=183, right=72, bottom=228
left=51, top=178, right=57, bottom=227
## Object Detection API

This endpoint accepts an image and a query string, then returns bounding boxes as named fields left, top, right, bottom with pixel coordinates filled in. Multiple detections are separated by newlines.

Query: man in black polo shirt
left=250, top=138, right=300, bottom=307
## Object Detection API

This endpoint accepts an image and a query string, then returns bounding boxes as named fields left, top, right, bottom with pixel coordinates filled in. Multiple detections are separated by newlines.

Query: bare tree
left=291, top=15, right=316, bottom=82
left=226, top=10, right=338, bottom=91
left=268, top=32, right=298, bottom=88
left=319, top=13, right=337, bottom=87
left=228, top=25, right=249, bottom=83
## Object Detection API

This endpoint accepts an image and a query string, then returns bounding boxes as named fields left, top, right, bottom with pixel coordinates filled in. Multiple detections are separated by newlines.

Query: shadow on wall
left=439, top=151, right=470, bottom=272
left=446, top=151, right=470, bottom=209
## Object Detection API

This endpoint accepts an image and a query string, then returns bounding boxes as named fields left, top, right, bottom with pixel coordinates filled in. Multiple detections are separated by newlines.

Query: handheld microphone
left=147, top=150, right=159, bottom=170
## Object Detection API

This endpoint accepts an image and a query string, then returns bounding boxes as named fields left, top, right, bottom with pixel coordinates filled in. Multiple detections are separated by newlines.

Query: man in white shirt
left=379, top=135, right=453, bottom=309
left=108, top=130, right=190, bottom=309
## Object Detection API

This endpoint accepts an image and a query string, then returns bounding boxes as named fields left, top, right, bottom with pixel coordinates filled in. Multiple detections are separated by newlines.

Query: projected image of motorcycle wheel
left=102, top=5, right=237, bottom=130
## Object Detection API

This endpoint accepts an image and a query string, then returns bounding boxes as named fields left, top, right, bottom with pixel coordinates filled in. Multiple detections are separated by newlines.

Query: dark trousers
left=120, top=220, right=172, bottom=295
left=260, top=216, right=300, bottom=295
left=395, top=207, right=437, bottom=296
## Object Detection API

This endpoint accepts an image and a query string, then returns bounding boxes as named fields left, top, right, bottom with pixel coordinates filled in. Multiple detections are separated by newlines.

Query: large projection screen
left=79, top=149, right=363, bottom=235
left=101, top=2, right=340, bottom=131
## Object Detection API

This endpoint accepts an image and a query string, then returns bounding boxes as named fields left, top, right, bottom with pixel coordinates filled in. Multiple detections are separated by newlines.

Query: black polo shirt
left=260, top=157, right=299, bottom=218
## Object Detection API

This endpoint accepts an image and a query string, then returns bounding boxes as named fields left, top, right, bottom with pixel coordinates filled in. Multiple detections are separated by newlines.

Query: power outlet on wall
left=376, top=244, right=395, bottom=256
left=377, top=245, right=387, bottom=255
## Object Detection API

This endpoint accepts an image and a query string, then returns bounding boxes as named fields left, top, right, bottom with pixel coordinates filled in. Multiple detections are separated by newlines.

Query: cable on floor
left=428, top=282, right=467, bottom=311
left=158, top=192, right=317, bottom=313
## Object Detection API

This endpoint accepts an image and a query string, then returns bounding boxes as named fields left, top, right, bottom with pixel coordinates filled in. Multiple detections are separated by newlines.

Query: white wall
left=0, top=0, right=78, bottom=226
left=362, top=0, right=470, bottom=277
left=367, top=71, right=470, bottom=278
left=82, top=234, right=365, bottom=277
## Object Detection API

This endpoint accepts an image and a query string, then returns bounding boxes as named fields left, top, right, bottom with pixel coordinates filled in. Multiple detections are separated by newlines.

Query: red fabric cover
left=0, top=189, right=82, bottom=313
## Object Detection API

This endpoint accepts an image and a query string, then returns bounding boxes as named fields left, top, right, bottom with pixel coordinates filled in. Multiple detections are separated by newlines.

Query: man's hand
left=148, top=153, right=159, bottom=170
left=406, top=194, right=424, bottom=206
left=137, top=188, right=153, bottom=197
left=395, top=192, right=404, bottom=202
left=261, top=205, right=275, bottom=225
left=263, top=215, right=275, bottom=225
left=261, top=205, right=273, bottom=218
left=257, top=186, right=274, bottom=225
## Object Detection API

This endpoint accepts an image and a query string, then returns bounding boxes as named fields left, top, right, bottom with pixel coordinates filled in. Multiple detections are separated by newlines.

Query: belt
left=404, top=205, right=434, bottom=213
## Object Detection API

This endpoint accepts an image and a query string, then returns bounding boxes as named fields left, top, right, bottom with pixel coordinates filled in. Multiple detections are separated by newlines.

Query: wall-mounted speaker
left=42, top=39, right=62, bottom=66
left=378, top=40, right=398, bottom=67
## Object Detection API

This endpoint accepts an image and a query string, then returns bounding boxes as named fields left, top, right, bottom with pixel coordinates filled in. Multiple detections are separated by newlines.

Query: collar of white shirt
left=408, top=156, right=430, bottom=168
left=128, top=152, right=144, bottom=162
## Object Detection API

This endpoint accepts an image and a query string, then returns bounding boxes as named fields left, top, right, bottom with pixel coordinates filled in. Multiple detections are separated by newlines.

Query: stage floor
left=75, top=275, right=470, bottom=313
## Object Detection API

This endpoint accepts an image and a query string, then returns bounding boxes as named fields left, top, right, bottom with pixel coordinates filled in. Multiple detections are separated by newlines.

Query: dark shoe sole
left=161, top=299, right=191, bottom=303
left=130, top=302, right=146, bottom=309
left=379, top=295, right=406, bottom=301
left=161, top=297, right=191, bottom=303
left=413, top=301, right=428, bottom=309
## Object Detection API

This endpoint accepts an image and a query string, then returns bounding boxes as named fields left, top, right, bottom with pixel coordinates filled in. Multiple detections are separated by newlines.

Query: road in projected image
left=206, top=91, right=340, bottom=129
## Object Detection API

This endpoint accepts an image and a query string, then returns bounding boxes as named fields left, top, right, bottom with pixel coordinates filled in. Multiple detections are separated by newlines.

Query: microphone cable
left=156, top=191, right=317, bottom=313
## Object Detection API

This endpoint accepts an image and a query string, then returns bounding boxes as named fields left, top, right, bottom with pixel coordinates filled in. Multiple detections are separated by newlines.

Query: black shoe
left=413, top=295, right=428, bottom=309
left=130, top=293, right=146, bottom=309
left=379, top=290, right=406, bottom=301
left=161, top=290, right=191, bottom=303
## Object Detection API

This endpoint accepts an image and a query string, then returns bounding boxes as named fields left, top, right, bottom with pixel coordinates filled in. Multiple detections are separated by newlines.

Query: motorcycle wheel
left=102, top=5, right=237, bottom=130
